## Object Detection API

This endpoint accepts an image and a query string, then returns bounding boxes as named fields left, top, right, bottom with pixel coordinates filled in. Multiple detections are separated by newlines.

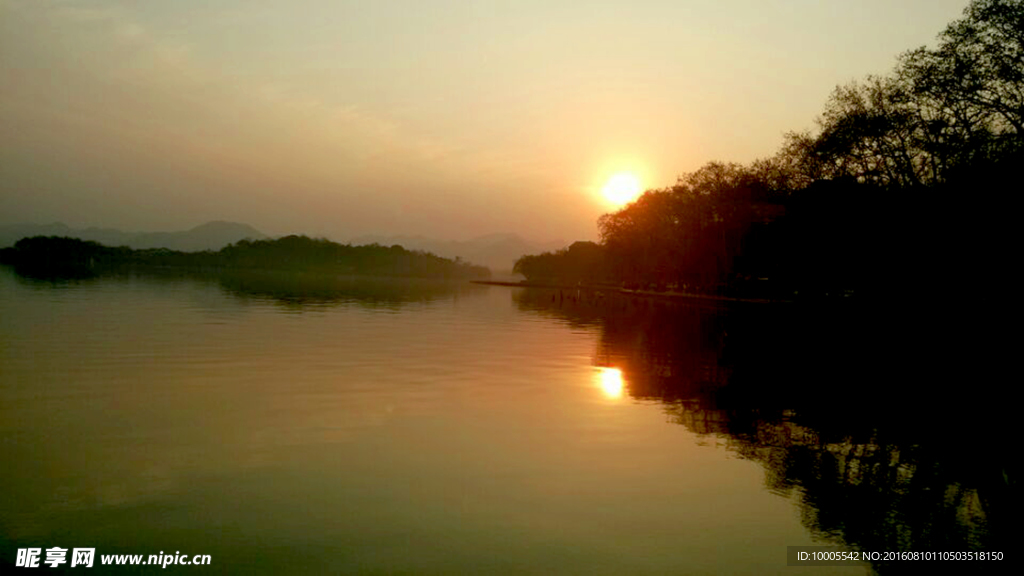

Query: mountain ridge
left=348, top=232, right=566, bottom=271
left=0, top=222, right=567, bottom=270
left=0, top=221, right=268, bottom=252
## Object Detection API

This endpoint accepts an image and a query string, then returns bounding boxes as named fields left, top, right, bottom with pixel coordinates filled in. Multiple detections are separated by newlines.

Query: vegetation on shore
left=516, top=0, right=1021, bottom=302
left=0, top=235, right=491, bottom=280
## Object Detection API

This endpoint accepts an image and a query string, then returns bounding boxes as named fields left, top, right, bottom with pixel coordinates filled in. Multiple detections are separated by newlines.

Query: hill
left=349, top=233, right=565, bottom=272
left=0, top=221, right=267, bottom=251
left=0, top=235, right=491, bottom=280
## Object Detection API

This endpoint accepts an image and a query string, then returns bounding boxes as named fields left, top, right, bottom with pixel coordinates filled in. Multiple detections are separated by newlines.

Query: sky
left=0, top=0, right=971, bottom=242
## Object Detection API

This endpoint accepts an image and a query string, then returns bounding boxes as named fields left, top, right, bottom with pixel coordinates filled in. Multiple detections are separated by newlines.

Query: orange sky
left=0, top=0, right=970, bottom=243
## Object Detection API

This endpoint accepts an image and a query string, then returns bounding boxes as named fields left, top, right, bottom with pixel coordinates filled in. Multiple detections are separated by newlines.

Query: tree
left=513, top=241, right=609, bottom=283
left=783, top=1, right=1023, bottom=188
left=900, top=0, right=1024, bottom=137
left=808, top=76, right=932, bottom=188
left=895, top=0, right=1024, bottom=175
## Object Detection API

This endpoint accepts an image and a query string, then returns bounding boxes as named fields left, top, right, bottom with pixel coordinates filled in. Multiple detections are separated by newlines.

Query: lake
left=0, top=267, right=1018, bottom=574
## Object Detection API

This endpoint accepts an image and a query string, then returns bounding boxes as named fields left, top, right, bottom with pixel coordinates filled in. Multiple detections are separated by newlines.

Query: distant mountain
left=0, top=221, right=267, bottom=252
left=0, top=223, right=567, bottom=270
left=348, top=233, right=566, bottom=271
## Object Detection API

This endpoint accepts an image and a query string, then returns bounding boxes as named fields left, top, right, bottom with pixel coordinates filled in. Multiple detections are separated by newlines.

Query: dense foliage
left=0, top=235, right=491, bottom=280
left=511, top=241, right=610, bottom=283
left=516, top=0, right=1022, bottom=300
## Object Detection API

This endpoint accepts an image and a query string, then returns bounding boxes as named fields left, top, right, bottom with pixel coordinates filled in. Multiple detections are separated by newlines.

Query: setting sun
left=601, top=172, right=643, bottom=207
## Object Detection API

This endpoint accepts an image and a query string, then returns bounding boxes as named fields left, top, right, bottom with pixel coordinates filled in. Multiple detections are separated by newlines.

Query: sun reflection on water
left=596, top=367, right=624, bottom=399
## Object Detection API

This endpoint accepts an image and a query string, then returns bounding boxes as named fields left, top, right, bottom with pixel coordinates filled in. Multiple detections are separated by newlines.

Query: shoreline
left=470, top=280, right=788, bottom=304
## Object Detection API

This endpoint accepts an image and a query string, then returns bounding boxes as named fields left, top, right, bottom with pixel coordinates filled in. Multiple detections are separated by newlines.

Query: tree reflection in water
left=514, top=288, right=1021, bottom=575
left=213, top=269, right=485, bottom=310
left=11, top=267, right=486, bottom=312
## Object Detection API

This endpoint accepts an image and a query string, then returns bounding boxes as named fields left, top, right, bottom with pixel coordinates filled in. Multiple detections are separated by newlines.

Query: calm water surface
left=0, top=269, right=1017, bottom=574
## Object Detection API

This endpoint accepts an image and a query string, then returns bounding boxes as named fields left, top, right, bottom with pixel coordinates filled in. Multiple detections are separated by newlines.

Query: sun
left=601, top=172, right=643, bottom=207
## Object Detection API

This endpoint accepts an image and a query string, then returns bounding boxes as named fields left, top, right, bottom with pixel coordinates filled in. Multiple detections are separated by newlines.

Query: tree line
left=516, top=0, right=1022, bottom=301
left=0, top=235, right=491, bottom=280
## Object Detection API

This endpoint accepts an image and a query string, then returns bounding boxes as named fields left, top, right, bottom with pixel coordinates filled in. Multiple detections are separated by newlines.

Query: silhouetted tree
left=596, top=162, right=783, bottom=293
left=795, top=0, right=1023, bottom=186
left=900, top=0, right=1023, bottom=137
left=513, top=0, right=1022, bottom=302
left=513, top=241, right=610, bottom=283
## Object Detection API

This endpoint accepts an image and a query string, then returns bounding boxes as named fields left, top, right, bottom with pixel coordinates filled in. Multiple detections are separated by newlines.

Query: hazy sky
left=0, top=0, right=969, bottom=242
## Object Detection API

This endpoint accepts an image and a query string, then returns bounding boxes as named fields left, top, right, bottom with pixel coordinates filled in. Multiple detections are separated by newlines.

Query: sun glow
left=601, top=172, right=643, bottom=207
left=596, top=367, right=625, bottom=399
